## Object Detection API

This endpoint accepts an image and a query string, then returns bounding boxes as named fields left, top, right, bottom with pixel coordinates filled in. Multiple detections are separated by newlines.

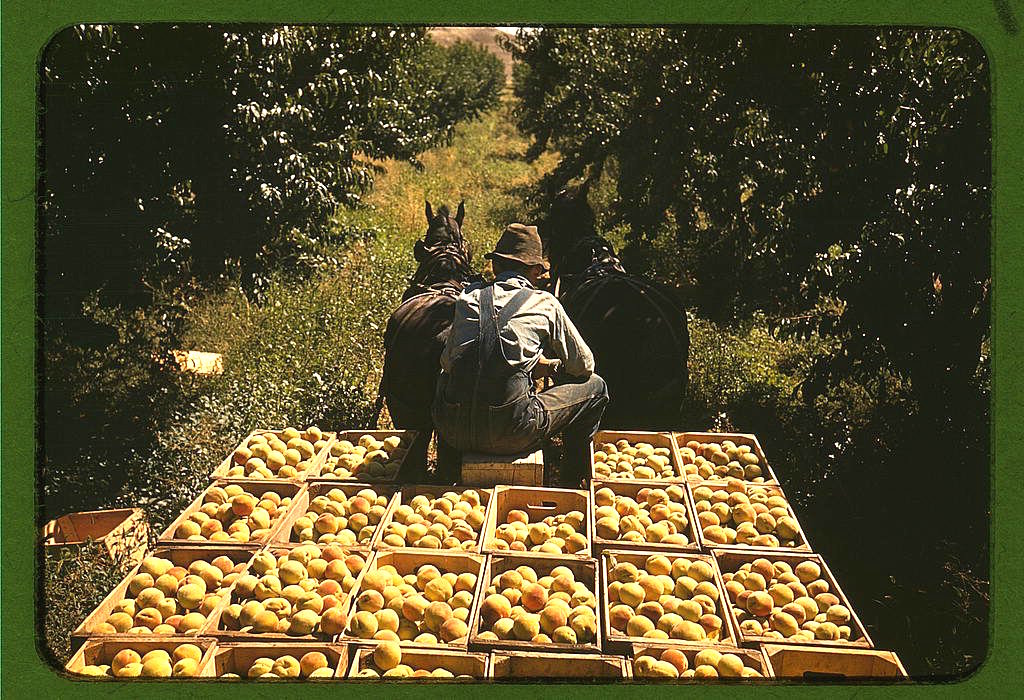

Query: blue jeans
left=536, top=372, right=609, bottom=483
left=433, top=371, right=608, bottom=485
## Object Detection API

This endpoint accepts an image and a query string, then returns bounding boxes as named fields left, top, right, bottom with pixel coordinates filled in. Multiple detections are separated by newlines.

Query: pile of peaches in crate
left=65, top=425, right=908, bottom=680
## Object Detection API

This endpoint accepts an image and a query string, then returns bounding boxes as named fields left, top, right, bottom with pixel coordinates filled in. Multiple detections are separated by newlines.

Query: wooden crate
left=373, top=485, right=493, bottom=552
left=349, top=644, right=489, bottom=678
left=591, top=430, right=684, bottom=482
left=70, top=545, right=259, bottom=651
left=201, top=642, right=349, bottom=678
left=209, top=428, right=336, bottom=481
left=271, top=481, right=400, bottom=549
left=590, top=479, right=700, bottom=554
left=600, top=548, right=737, bottom=650
left=713, top=550, right=874, bottom=649
left=64, top=636, right=217, bottom=677
left=671, top=432, right=779, bottom=484
left=467, top=552, right=602, bottom=654
left=761, top=643, right=907, bottom=679
left=43, top=508, right=149, bottom=567
left=158, top=479, right=303, bottom=547
left=688, top=479, right=812, bottom=554
left=461, top=449, right=544, bottom=487
left=208, top=544, right=371, bottom=643
left=314, top=430, right=419, bottom=482
left=482, top=486, right=591, bottom=557
left=489, top=651, right=629, bottom=679
left=341, top=549, right=485, bottom=651
left=629, top=642, right=772, bottom=678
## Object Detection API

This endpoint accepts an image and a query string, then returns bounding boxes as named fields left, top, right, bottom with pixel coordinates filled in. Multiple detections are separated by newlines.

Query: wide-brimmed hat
left=484, top=223, right=549, bottom=270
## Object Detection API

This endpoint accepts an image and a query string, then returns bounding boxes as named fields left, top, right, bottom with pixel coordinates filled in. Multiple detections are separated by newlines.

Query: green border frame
left=3, top=0, right=1020, bottom=696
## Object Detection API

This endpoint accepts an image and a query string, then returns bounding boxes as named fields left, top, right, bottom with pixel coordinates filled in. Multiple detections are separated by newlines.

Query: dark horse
left=378, top=201, right=479, bottom=482
left=543, top=188, right=690, bottom=430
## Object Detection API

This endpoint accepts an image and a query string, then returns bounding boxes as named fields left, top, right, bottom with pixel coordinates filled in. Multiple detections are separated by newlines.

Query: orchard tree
left=509, top=27, right=990, bottom=410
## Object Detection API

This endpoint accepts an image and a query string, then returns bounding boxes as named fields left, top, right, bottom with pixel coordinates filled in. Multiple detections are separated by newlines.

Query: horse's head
left=542, top=184, right=597, bottom=283
left=407, top=200, right=475, bottom=296
left=561, top=235, right=626, bottom=278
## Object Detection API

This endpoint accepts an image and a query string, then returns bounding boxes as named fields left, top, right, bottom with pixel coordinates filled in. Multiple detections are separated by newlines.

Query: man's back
left=440, top=271, right=594, bottom=379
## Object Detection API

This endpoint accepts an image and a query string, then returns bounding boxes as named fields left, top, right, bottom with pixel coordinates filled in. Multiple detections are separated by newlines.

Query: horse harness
left=373, top=281, right=463, bottom=424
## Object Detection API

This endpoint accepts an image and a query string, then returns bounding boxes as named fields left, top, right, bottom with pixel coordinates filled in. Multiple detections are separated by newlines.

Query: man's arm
left=547, top=298, right=595, bottom=377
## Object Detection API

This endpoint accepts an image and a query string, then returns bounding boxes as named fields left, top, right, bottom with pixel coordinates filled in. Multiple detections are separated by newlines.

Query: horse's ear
left=414, top=239, right=427, bottom=262
left=455, top=200, right=465, bottom=227
left=425, top=200, right=433, bottom=224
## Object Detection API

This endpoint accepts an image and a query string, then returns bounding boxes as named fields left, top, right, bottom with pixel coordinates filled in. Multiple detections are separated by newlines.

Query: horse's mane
left=404, top=241, right=476, bottom=301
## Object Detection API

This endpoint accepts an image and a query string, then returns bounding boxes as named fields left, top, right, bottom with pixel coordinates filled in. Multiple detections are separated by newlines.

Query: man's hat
left=484, top=223, right=549, bottom=270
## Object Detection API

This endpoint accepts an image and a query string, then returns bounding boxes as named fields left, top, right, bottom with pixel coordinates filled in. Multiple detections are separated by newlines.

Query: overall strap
left=479, top=286, right=533, bottom=365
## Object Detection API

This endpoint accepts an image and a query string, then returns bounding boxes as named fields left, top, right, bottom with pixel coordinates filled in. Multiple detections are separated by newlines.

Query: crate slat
left=481, top=485, right=591, bottom=558
left=688, top=479, right=812, bottom=554
left=671, top=431, right=779, bottom=485
left=209, top=428, right=336, bottom=482
left=340, top=549, right=485, bottom=651
left=270, top=482, right=400, bottom=550
left=70, top=545, right=259, bottom=651
left=208, top=544, right=370, bottom=643
left=591, top=430, right=684, bottom=482
left=373, top=485, right=493, bottom=553
left=629, top=641, right=772, bottom=678
left=467, top=552, right=602, bottom=654
left=589, top=479, right=700, bottom=554
left=44, top=508, right=149, bottom=567
left=761, top=643, right=907, bottom=679
left=489, top=651, right=629, bottom=679
left=461, top=449, right=544, bottom=487
left=349, top=644, right=489, bottom=678
left=158, top=479, right=303, bottom=547
left=713, top=550, right=874, bottom=649
left=600, top=548, right=737, bottom=651
left=65, top=636, right=217, bottom=677
left=201, top=641, right=348, bottom=678
left=313, top=430, right=419, bottom=483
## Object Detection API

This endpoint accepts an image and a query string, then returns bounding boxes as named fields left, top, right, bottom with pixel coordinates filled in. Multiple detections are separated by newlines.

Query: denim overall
left=433, top=285, right=546, bottom=454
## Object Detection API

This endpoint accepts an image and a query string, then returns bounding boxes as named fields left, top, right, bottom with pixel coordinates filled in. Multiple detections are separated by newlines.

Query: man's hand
left=532, top=356, right=563, bottom=381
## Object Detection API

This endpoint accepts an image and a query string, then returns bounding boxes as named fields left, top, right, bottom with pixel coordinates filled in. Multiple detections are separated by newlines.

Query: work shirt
left=439, top=271, right=595, bottom=378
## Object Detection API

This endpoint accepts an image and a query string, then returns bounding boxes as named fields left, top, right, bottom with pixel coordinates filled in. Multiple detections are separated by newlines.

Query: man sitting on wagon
left=432, top=223, right=609, bottom=485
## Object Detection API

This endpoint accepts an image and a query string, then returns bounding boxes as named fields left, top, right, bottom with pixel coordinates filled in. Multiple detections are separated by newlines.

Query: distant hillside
left=429, top=26, right=515, bottom=80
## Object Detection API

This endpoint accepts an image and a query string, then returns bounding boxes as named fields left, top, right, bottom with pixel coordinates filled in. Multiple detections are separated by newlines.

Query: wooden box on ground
left=341, top=549, right=485, bottom=651
left=209, top=428, right=335, bottom=481
left=590, top=479, right=700, bottom=554
left=208, top=545, right=370, bottom=643
left=43, top=508, right=149, bottom=567
left=271, top=481, right=400, bottom=550
left=71, top=545, right=259, bottom=651
left=158, top=479, right=303, bottom=547
left=468, top=552, right=602, bottom=654
left=65, top=636, right=217, bottom=677
left=671, top=432, right=779, bottom=484
left=461, top=449, right=543, bottom=487
left=629, top=642, right=772, bottom=679
left=373, top=485, right=493, bottom=553
left=600, top=549, right=737, bottom=650
left=482, top=485, right=591, bottom=557
left=713, top=550, right=874, bottom=649
left=761, top=644, right=907, bottom=679
left=201, top=642, right=349, bottom=678
left=489, top=651, right=629, bottom=679
left=349, top=645, right=489, bottom=678
left=688, top=479, right=812, bottom=554
left=591, top=430, right=683, bottom=482
left=315, top=430, right=419, bottom=483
